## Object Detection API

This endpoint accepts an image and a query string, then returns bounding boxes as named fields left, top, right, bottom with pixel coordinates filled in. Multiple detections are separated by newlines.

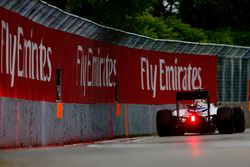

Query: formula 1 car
left=156, top=89, right=245, bottom=136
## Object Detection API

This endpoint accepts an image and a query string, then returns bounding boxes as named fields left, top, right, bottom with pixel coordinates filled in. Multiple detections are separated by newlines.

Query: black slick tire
left=156, top=110, right=177, bottom=137
left=233, top=106, right=245, bottom=133
left=216, top=106, right=234, bottom=134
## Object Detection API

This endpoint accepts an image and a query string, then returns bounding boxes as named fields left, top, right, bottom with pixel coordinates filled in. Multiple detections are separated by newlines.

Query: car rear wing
left=176, top=89, right=210, bottom=102
left=175, top=89, right=211, bottom=120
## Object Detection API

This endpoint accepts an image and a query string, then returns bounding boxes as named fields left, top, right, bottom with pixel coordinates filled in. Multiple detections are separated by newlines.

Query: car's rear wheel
left=233, top=106, right=245, bottom=133
left=216, top=106, right=234, bottom=134
left=156, top=110, right=183, bottom=136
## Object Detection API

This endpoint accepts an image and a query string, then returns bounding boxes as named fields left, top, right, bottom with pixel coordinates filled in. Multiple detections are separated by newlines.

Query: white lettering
left=87, top=48, right=92, bottom=87
left=46, top=47, right=52, bottom=81
left=10, top=35, right=16, bottom=87
left=150, top=64, right=157, bottom=98
left=159, top=59, right=165, bottom=90
left=17, top=27, right=23, bottom=77
left=76, top=45, right=117, bottom=96
left=140, top=57, right=204, bottom=98
left=192, top=67, right=198, bottom=89
left=198, top=67, right=202, bottom=88
left=140, top=57, right=147, bottom=90
left=0, top=20, right=53, bottom=87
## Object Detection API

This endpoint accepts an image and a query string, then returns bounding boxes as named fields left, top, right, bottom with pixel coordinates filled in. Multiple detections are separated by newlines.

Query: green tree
left=178, top=0, right=250, bottom=31
left=164, top=16, right=208, bottom=42
left=233, top=31, right=250, bottom=46
left=207, top=28, right=234, bottom=45
left=133, top=12, right=208, bottom=42
left=133, top=12, right=177, bottom=39
left=65, top=0, right=157, bottom=30
left=42, top=0, right=250, bottom=46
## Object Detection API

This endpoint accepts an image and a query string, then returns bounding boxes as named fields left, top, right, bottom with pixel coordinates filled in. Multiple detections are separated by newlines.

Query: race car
left=156, top=89, right=245, bottom=136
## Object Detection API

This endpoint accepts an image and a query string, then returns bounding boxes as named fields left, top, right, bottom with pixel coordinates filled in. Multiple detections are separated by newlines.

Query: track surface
left=1, top=129, right=250, bottom=167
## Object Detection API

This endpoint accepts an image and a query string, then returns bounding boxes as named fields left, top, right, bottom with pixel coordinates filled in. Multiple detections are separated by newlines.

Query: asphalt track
left=1, top=129, right=250, bottom=167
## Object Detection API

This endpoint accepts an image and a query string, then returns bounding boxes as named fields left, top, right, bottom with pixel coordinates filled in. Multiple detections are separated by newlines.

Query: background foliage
left=44, top=0, right=250, bottom=46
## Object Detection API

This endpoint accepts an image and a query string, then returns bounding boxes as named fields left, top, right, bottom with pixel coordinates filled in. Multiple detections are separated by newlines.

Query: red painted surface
left=0, top=7, right=56, bottom=102
left=0, top=7, right=217, bottom=104
left=117, top=50, right=217, bottom=103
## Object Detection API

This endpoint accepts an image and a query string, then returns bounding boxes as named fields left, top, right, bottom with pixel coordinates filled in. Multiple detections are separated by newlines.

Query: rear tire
left=156, top=110, right=181, bottom=136
left=233, top=106, right=245, bottom=133
left=216, top=106, right=234, bottom=134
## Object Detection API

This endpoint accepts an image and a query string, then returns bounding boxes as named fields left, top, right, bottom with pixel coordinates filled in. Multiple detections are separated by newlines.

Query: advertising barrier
left=118, top=49, right=217, bottom=103
left=0, top=7, right=217, bottom=104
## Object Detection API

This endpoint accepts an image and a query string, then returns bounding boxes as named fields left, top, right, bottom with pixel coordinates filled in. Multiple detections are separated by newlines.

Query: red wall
left=0, top=7, right=217, bottom=104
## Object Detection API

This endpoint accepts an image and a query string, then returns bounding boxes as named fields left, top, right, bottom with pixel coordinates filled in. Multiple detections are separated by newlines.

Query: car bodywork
left=156, top=89, right=245, bottom=136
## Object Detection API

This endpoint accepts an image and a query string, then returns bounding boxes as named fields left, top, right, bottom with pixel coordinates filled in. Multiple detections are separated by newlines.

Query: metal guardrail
left=1, top=0, right=250, bottom=102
